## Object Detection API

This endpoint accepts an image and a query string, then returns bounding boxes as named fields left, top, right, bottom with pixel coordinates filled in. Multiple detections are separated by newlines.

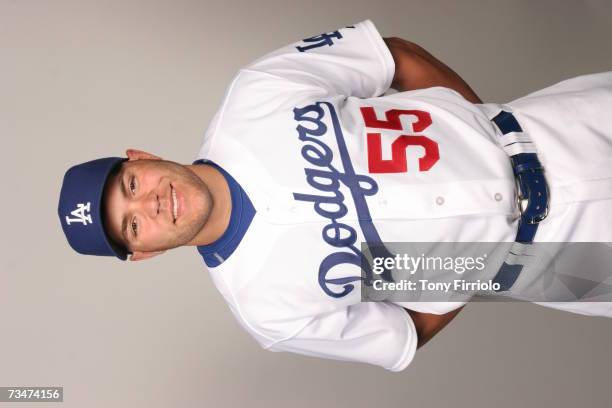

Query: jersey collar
left=193, top=159, right=256, bottom=267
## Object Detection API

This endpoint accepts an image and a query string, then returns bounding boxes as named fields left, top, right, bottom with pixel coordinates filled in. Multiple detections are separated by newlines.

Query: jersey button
left=494, top=193, right=503, bottom=201
left=435, top=196, right=445, bottom=205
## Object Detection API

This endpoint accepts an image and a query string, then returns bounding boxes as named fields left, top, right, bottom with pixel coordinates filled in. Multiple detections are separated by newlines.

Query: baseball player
left=58, top=20, right=612, bottom=371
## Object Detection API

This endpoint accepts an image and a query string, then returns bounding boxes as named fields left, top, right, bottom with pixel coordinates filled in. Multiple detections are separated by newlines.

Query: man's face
left=103, top=158, right=212, bottom=254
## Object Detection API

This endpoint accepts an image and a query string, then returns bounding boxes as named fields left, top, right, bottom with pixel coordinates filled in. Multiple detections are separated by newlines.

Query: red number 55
left=360, top=107, right=439, bottom=173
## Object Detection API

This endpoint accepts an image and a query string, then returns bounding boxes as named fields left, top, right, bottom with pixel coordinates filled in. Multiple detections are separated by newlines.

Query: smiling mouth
left=171, top=185, right=178, bottom=222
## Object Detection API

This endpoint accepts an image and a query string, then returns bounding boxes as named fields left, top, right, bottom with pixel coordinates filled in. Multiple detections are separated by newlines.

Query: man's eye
left=131, top=218, right=138, bottom=236
left=129, top=177, right=136, bottom=194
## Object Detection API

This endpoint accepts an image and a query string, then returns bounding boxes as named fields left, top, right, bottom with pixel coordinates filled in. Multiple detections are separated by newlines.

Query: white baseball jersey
left=194, top=19, right=612, bottom=371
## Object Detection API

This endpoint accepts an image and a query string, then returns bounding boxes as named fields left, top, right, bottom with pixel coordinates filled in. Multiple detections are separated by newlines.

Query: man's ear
left=129, top=250, right=166, bottom=261
left=126, top=149, right=162, bottom=161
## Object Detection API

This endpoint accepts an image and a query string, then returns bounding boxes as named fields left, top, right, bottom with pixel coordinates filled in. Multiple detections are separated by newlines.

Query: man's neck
left=185, top=163, right=232, bottom=246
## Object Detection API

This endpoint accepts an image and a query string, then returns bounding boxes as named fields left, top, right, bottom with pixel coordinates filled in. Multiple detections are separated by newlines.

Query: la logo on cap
left=66, top=202, right=93, bottom=226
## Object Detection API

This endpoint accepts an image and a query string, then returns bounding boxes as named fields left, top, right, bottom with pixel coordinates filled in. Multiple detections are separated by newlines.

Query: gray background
left=1, top=0, right=611, bottom=407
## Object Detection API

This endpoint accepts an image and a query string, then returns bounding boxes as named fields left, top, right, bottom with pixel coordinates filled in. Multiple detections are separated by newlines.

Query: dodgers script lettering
left=292, top=102, right=395, bottom=298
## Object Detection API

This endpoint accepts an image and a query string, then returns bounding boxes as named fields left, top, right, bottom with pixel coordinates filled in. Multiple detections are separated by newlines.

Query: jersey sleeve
left=266, top=301, right=418, bottom=372
left=243, top=19, right=395, bottom=98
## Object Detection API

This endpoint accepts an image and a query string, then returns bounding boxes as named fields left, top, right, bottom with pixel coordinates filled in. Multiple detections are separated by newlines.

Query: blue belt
left=490, top=111, right=549, bottom=291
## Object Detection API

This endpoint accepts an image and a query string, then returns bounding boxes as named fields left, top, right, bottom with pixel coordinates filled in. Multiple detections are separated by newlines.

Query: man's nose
left=134, top=190, right=159, bottom=219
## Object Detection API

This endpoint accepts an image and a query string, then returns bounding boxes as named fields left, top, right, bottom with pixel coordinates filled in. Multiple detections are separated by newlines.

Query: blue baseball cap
left=58, top=157, right=129, bottom=260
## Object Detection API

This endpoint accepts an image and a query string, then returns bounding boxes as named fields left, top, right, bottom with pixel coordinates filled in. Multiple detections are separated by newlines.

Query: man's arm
left=383, top=37, right=483, bottom=104
left=404, top=306, right=465, bottom=348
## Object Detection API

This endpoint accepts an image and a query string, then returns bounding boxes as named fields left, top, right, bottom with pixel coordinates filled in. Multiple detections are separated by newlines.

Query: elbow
left=383, top=37, right=429, bottom=91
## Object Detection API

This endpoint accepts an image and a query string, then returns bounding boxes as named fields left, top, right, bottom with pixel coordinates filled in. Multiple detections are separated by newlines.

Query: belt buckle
left=514, top=166, right=549, bottom=224
left=515, top=178, right=527, bottom=219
